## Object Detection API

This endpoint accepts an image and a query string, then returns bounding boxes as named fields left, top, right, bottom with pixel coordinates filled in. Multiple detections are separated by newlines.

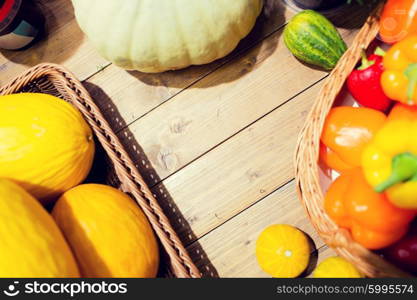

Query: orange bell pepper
left=319, top=143, right=352, bottom=172
left=320, top=106, right=387, bottom=172
left=324, top=168, right=416, bottom=250
left=380, top=0, right=417, bottom=44
left=381, top=35, right=417, bottom=105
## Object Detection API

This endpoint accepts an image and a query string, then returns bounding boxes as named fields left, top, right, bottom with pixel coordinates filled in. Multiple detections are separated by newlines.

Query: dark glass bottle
left=0, top=0, right=44, bottom=50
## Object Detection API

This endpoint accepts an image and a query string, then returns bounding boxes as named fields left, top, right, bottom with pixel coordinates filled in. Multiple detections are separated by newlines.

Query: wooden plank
left=119, top=7, right=367, bottom=184
left=0, top=0, right=108, bottom=85
left=186, top=180, right=332, bottom=278
left=84, top=0, right=294, bottom=131
left=149, top=83, right=322, bottom=246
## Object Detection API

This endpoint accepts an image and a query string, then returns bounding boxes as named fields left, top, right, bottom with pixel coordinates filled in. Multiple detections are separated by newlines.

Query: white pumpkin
left=72, top=0, right=263, bottom=73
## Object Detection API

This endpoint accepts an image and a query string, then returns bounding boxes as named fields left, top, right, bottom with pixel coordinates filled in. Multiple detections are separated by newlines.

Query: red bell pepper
left=347, top=48, right=392, bottom=111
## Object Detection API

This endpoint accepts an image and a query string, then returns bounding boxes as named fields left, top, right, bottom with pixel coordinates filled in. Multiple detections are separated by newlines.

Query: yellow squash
left=256, top=224, right=310, bottom=278
left=0, top=93, right=95, bottom=203
left=313, top=256, right=363, bottom=278
left=52, top=184, right=159, bottom=278
left=0, top=178, right=79, bottom=277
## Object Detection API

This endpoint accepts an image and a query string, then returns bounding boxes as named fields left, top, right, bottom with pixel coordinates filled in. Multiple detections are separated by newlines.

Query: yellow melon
left=52, top=184, right=159, bottom=278
left=0, top=178, right=79, bottom=277
left=0, top=93, right=95, bottom=203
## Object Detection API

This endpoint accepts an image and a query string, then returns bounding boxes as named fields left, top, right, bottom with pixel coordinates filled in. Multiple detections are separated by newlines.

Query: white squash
left=72, top=0, right=263, bottom=73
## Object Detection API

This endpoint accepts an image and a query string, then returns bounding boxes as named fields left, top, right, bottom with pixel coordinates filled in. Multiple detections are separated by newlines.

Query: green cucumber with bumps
left=284, top=10, right=347, bottom=70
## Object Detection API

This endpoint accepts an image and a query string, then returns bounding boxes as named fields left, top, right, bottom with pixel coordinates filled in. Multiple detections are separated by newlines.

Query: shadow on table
left=299, top=233, right=319, bottom=278
left=1, top=0, right=83, bottom=67
left=126, top=0, right=285, bottom=90
left=84, top=82, right=219, bottom=278
left=329, top=2, right=380, bottom=29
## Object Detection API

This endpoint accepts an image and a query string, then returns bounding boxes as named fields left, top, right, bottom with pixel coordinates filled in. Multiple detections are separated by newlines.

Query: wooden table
left=0, top=0, right=370, bottom=277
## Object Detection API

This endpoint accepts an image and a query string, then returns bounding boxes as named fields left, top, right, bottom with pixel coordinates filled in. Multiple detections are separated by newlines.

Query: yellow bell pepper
left=362, top=104, right=417, bottom=209
left=381, top=35, right=417, bottom=105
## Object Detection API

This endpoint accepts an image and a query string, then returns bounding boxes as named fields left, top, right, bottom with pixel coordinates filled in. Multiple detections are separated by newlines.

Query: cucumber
left=284, top=10, right=347, bottom=70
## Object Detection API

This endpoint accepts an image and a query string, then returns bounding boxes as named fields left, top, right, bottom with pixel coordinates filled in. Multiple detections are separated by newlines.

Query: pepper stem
left=374, top=47, right=386, bottom=57
left=375, top=152, right=417, bottom=193
left=358, top=50, right=375, bottom=70
left=404, top=63, right=417, bottom=104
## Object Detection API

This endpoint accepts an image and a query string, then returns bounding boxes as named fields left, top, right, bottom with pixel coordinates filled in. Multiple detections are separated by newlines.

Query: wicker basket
left=295, top=4, right=415, bottom=278
left=0, top=63, right=201, bottom=278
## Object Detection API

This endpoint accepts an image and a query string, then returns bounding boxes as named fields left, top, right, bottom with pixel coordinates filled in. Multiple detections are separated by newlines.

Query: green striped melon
left=284, top=10, right=347, bottom=70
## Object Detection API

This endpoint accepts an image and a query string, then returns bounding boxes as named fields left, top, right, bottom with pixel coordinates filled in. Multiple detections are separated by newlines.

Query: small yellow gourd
left=256, top=224, right=311, bottom=278
left=313, top=256, right=364, bottom=278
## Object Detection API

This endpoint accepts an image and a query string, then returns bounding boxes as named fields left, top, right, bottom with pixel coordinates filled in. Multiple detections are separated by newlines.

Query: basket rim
left=0, top=62, right=201, bottom=278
